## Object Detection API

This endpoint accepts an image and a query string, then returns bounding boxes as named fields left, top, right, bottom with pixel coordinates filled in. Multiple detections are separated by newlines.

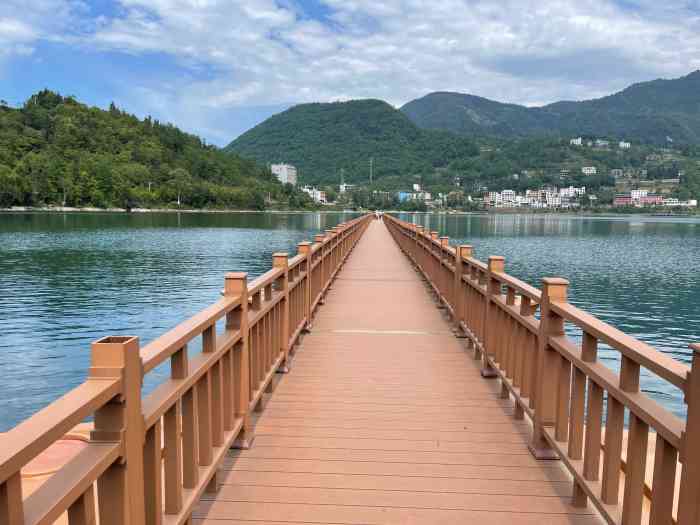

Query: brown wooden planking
left=223, top=457, right=571, bottom=482
left=194, top=500, right=603, bottom=525
left=215, top=470, right=570, bottom=496
left=194, top=220, right=602, bottom=525
left=201, top=485, right=594, bottom=514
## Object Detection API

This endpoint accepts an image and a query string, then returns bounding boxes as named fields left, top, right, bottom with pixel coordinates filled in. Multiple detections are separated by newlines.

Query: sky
left=1, top=1, right=700, bottom=146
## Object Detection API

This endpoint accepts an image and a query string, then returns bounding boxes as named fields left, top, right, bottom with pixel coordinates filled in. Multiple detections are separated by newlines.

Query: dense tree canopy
left=0, top=91, right=312, bottom=209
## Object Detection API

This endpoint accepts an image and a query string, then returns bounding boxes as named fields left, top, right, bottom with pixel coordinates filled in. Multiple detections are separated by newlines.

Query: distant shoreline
left=0, top=206, right=346, bottom=214
left=1, top=206, right=696, bottom=218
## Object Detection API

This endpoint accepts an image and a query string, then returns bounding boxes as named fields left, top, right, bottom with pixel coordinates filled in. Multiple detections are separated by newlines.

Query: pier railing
left=385, top=213, right=700, bottom=525
left=0, top=213, right=371, bottom=525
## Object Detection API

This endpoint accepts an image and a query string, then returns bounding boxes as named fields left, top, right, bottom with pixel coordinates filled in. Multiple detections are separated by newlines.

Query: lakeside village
left=271, top=136, right=698, bottom=212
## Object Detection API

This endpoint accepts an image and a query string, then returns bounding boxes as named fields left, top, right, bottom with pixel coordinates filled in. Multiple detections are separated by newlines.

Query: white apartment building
left=270, top=163, right=297, bottom=185
left=570, top=137, right=583, bottom=146
left=630, top=189, right=648, bottom=200
left=339, top=183, right=355, bottom=194
left=582, top=166, right=597, bottom=176
left=559, top=186, right=586, bottom=198
left=301, top=186, right=327, bottom=204
left=619, top=141, right=631, bottom=149
left=501, top=189, right=516, bottom=202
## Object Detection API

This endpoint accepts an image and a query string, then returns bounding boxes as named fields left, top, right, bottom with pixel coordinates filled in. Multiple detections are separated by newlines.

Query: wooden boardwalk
left=194, top=220, right=603, bottom=525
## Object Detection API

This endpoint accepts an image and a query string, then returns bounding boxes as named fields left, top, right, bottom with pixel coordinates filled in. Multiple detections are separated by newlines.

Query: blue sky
left=1, top=0, right=699, bottom=146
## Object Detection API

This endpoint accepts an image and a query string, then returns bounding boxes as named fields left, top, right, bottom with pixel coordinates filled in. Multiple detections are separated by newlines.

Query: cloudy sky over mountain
left=2, top=0, right=699, bottom=144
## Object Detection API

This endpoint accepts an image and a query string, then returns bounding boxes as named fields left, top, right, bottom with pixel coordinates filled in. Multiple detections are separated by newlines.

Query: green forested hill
left=0, top=90, right=295, bottom=209
left=225, top=99, right=478, bottom=185
left=401, top=71, right=700, bottom=144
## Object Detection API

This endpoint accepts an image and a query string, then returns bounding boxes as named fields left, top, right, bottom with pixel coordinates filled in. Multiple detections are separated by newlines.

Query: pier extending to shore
left=2, top=213, right=700, bottom=525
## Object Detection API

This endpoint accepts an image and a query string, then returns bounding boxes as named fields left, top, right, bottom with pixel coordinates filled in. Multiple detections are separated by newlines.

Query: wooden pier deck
left=194, top=220, right=601, bottom=525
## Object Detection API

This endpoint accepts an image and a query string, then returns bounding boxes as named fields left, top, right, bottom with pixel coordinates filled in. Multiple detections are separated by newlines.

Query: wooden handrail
left=0, top=213, right=373, bottom=525
left=384, top=213, right=700, bottom=525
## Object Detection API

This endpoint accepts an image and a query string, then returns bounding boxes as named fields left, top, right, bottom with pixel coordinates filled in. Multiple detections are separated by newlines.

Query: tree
left=169, top=168, right=191, bottom=207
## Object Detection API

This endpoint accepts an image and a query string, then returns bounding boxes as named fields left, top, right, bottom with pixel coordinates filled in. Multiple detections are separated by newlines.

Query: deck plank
left=194, top=220, right=603, bottom=525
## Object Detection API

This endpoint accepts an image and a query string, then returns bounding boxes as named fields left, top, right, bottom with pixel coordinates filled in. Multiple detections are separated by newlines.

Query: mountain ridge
left=400, top=70, right=700, bottom=143
left=225, top=99, right=478, bottom=185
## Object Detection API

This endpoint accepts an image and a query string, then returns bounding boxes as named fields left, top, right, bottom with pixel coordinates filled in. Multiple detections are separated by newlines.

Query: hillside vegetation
left=401, top=71, right=700, bottom=144
left=225, top=99, right=479, bottom=185
left=0, top=90, right=303, bottom=209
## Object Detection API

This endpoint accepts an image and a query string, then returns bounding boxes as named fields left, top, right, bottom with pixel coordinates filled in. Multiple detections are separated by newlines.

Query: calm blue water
left=0, top=212, right=698, bottom=430
left=0, top=212, right=358, bottom=431
left=397, top=213, right=700, bottom=420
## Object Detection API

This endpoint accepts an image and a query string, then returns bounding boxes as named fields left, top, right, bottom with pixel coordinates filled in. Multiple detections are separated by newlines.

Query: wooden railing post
left=678, top=343, right=700, bottom=525
left=225, top=272, right=254, bottom=449
left=481, top=256, right=504, bottom=378
left=273, top=252, right=291, bottom=373
left=90, top=335, right=145, bottom=525
left=297, top=241, right=312, bottom=332
left=529, top=277, right=568, bottom=460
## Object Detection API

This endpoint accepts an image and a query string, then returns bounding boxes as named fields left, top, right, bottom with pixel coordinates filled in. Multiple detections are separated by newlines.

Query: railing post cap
left=90, top=336, right=139, bottom=371
left=542, top=277, right=569, bottom=286
left=458, top=245, right=473, bottom=256
left=690, top=343, right=700, bottom=355
left=297, top=241, right=312, bottom=246
left=488, top=256, right=505, bottom=272
left=91, top=335, right=139, bottom=349
left=225, top=271, right=248, bottom=280
left=273, top=253, right=289, bottom=268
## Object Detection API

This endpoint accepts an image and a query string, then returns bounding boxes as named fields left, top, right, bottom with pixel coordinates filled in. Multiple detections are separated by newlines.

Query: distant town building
left=619, top=141, right=631, bottom=149
left=271, top=163, right=297, bottom=185
left=559, top=186, right=586, bottom=198
left=662, top=198, right=697, bottom=208
left=570, top=137, right=583, bottom=146
left=413, top=183, right=422, bottom=191
left=301, top=186, right=326, bottom=204
left=613, top=192, right=663, bottom=207
left=594, top=139, right=610, bottom=148
left=581, top=166, right=597, bottom=176
left=339, top=183, right=355, bottom=194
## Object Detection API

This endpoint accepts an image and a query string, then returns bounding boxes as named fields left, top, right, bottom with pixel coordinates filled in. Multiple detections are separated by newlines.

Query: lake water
left=0, top=212, right=698, bottom=430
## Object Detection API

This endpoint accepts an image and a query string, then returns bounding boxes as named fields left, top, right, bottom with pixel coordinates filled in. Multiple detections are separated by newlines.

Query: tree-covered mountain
left=401, top=71, right=700, bottom=144
left=0, top=90, right=308, bottom=209
left=225, top=99, right=478, bottom=185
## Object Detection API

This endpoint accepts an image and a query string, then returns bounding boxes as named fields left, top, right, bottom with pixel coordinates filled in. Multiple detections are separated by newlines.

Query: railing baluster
left=197, top=372, right=212, bottom=466
left=144, top=419, right=163, bottom=525
left=0, top=472, right=24, bottom=525
left=649, top=434, right=678, bottom=525
left=182, top=387, right=199, bottom=488
left=164, top=401, right=183, bottom=514
left=622, top=413, right=649, bottom=525
left=67, top=485, right=96, bottom=525
left=211, top=360, right=224, bottom=447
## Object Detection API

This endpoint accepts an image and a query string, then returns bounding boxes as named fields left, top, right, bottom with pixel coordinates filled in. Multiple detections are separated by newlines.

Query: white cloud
left=4, top=0, right=700, bottom=141
left=0, top=1, right=87, bottom=58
